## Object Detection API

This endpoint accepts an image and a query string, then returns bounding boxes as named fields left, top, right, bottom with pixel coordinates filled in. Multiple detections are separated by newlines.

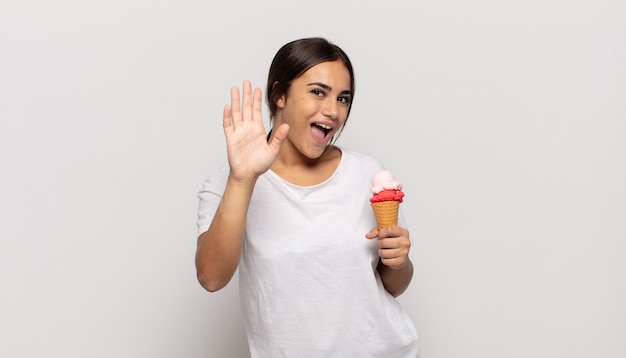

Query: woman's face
left=274, top=60, right=352, bottom=160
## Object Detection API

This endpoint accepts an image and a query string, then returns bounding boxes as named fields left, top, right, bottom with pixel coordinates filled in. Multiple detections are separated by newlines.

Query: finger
left=267, top=123, right=289, bottom=153
left=230, top=86, right=242, bottom=125
left=252, top=87, right=263, bottom=122
left=378, top=226, right=408, bottom=239
left=242, top=80, right=252, bottom=121
left=379, top=246, right=409, bottom=264
left=365, top=228, right=379, bottom=239
left=377, top=237, right=400, bottom=249
left=223, top=104, right=233, bottom=132
left=379, top=237, right=411, bottom=255
left=377, top=226, right=397, bottom=239
left=379, top=247, right=402, bottom=260
left=381, top=256, right=407, bottom=269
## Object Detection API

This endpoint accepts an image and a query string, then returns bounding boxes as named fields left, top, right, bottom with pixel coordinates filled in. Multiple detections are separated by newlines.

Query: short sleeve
left=196, top=165, right=229, bottom=238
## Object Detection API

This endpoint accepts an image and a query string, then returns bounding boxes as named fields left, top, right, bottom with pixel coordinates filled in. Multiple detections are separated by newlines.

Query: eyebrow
left=307, top=82, right=352, bottom=95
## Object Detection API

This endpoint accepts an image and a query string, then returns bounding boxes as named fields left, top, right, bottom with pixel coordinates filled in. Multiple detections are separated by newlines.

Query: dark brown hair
left=266, top=37, right=355, bottom=124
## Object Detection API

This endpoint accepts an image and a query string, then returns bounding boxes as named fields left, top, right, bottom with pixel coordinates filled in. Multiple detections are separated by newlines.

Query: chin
left=304, top=150, right=324, bottom=160
left=306, top=145, right=332, bottom=159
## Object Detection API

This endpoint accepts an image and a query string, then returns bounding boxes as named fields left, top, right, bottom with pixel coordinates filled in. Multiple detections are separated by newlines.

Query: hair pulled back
left=266, top=37, right=355, bottom=121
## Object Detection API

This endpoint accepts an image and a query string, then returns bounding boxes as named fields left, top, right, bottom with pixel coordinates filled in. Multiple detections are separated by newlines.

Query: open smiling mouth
left=311, top=123, right=332, bottom=141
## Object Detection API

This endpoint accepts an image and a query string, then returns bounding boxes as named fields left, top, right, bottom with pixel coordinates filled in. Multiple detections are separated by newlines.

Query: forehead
left=296, top=60, right=352, bottom=90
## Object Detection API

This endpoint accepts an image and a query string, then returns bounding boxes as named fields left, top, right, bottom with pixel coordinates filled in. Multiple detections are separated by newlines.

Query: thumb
left=365, top=228, right=379, bottom=239
left=268, top=123, right=290, bottom=152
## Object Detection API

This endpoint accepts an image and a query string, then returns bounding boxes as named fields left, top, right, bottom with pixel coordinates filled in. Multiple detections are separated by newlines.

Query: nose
left=321, top=97, right=339, bottom=119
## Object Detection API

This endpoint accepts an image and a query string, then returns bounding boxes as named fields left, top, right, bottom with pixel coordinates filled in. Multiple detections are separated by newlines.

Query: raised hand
left=222, top=80, right=289, bottom=183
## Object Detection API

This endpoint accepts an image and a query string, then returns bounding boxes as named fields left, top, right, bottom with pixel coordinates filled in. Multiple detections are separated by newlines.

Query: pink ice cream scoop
left=370, top=170, right=404, bottom=203
left=369, top=170, right=405, bottom=229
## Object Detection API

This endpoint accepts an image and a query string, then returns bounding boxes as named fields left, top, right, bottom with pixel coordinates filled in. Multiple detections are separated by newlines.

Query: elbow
left=195, top=236, right=238, bottom=292
left=196, top=271, right=229, bottom=293
left=387, top=285, right=408, bottom=298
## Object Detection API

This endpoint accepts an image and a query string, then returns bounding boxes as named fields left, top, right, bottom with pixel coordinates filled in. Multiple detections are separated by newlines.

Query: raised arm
left=195, top=81, right=289, bottom=292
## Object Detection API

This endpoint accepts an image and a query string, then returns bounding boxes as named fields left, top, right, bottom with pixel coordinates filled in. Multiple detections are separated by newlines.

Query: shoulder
left=338, top=147, right=384, bottom=173
left=198, top=164, right=230, bottom=196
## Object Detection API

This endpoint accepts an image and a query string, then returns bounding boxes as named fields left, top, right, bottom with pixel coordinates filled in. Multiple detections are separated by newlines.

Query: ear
left=272, top=81, right=286, bottom=109
left=276, top=94, right=286, bottom=109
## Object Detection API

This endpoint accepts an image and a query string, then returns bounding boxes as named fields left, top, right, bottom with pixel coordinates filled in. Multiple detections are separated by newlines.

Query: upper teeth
left=316, top=123, right=331, bottom=130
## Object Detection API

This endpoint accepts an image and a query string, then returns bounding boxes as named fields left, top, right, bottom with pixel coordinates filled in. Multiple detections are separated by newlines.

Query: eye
left=311, top=88, right=324, bottom=97
left=338, top=96, right=351, bottom=104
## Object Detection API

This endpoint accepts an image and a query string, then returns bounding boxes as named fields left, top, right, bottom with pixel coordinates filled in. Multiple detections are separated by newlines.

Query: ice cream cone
left=371, top=201, right=399, bottom=230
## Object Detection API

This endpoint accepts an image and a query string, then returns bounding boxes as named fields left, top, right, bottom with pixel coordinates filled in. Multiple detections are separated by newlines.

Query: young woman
left=196, top=37, right=418, bottom=357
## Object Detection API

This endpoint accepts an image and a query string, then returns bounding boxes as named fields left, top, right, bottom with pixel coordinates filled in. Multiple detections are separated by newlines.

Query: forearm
left=195, top=177, right=256, bottom=292
left=378, top=258, right=413, bottom=297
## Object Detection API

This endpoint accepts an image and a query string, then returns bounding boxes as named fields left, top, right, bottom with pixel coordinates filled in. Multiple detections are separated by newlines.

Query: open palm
left=222, top=81, right=289, bottom=182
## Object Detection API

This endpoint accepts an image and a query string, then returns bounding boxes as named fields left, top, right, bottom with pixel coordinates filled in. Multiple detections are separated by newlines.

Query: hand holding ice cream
left=366, top=169, right=412, bottom=275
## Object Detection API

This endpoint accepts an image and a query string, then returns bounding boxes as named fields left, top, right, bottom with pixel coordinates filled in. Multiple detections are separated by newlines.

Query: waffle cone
left=371, top=201, right=399, bottom=230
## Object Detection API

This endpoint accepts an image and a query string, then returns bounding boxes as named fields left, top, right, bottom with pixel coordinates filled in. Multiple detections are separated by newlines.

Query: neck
left=271, top=145, right=342, bottom=186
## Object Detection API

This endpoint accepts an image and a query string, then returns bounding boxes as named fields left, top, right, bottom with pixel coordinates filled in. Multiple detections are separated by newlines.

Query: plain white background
left=1, top=0, right=625, bottom=357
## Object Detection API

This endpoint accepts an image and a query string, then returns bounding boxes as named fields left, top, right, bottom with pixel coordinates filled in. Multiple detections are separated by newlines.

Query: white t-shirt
left=197, top=148, right=418, bottom=357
